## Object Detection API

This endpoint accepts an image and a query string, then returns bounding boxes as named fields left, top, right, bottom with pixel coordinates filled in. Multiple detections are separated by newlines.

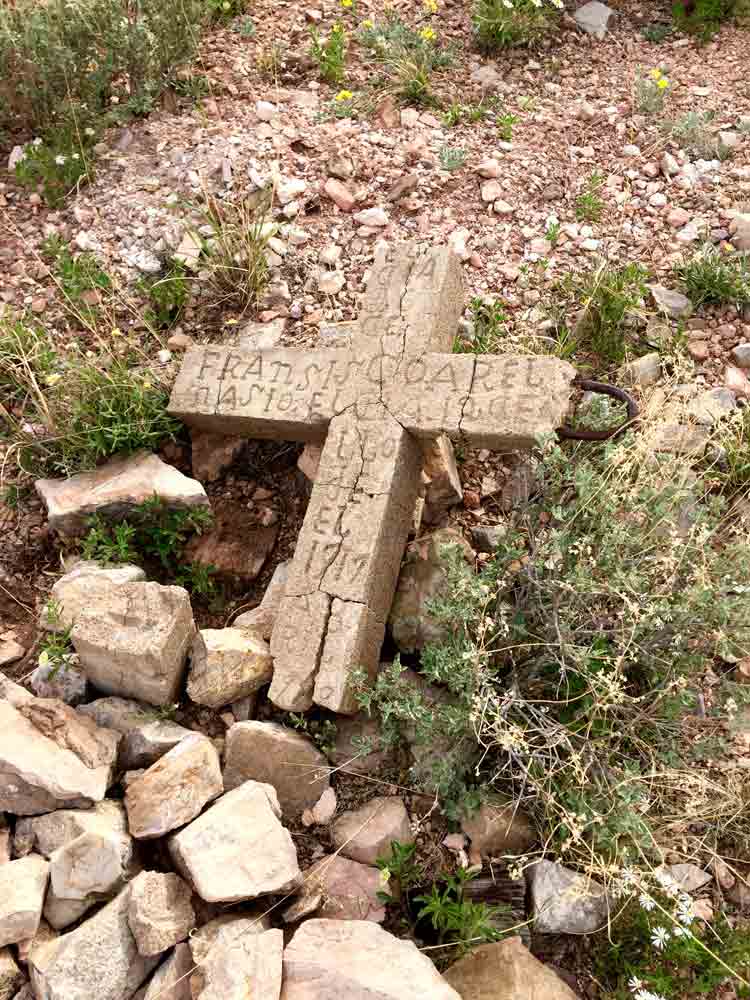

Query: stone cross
left=169, top=244, right=576, bottom=714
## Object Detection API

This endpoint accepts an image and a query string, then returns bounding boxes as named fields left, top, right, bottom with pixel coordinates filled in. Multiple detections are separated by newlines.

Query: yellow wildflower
left=420, top=26, right=435, bottom=41
left=341, top=0, right=353, bottom=8
left=649, top=68, right=662, bottom=80
left=335, top=89, right=354, bottom=101
left=423, top=0, right=438, bottom=12
left=657, top=77, right=669, bottom=90
left=362, top=17, right=374, bottom=27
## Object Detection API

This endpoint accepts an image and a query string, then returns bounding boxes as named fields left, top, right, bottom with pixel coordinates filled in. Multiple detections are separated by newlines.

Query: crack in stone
left=458, top=356, right=477, bottom=440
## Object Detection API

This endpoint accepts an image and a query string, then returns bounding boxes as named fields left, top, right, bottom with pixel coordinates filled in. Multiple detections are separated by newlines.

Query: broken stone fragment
left=222, top=721, right=330, bottom=819
left=281, top=919, right=461, bottom=999
left=0, top=699, right=114, bottom=815
left=29, top=887, right=159, bottom=1000
left=0, top=948, right=24, bottom=1000
left=71, top=582, right=195, bottom=706
left=460, top=798, right=536, bottom=864
left=127, top=871, right=195, bottom=957
left=0, top=855, right=49, bottom=948
left=77, top=697, right=191, bottom=771
left=41, top=561, right=146, bottom=632
left=189, top=430, right=245, bottom=483
left=421, top=435, right=463, bottom=524
left=35, top=451, right=209, bottom=536
left=528, top=860, right=609, bottom=934
left=190, top=926, right=282, bottom=1000
left=232, top=561, right=289, bottom=641
left=184, top=521, right=278, bottom=581
left=169, top=781, right=301, bottom=902
left=331, top=797, right=413, bottom=866
left=389, top=529, right=475, bottom=653
left=16, top=917, right=57, bottom=966
left=141, top=942, right=192, bottom=1000
left=0, top=639, right=25, bottom=667
left=125, top=734, right=223, bottom=840
left=187, top=629, right=273, bottom=708
left=14, top=800, right=131, bottom=861
left=444, top=936, right=577, bottom=1000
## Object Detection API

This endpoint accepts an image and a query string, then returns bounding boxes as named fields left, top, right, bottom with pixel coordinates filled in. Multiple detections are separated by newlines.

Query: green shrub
left=80, top=497, right=215, bottom=595
left=673, top=0, right=735, bottom=39
left=675, top=245, right=750, bottom=308
left=310, top=22, right=347, bottom=85
left=439, top=146, right=466, bottom=171
left=14, top=125, right=98, bottom=208
left=42, top=236, right=112, bottom=316
left=0, top=0, right=204, bottom=134
left=357, top=16, right=452, bottom=105
left=355, top=433, right=750, bottom=866
left=472, top=0, right=563, bottom=51
left=137, top=261, right=189, bottom=329
left=574, top=261, right=649, bottom=364
left=575, top=171, right=605, bottom=223
left=0, top=320, right=179, bottom=478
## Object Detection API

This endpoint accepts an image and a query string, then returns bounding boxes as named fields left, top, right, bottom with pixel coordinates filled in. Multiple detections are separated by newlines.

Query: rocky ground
left=2, top=0, right=750, bottom=998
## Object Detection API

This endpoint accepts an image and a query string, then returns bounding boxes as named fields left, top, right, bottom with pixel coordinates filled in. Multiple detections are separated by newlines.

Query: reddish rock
left=185, top=522, right=278, bottom=581
left=324, top=178, right=355, bottom=212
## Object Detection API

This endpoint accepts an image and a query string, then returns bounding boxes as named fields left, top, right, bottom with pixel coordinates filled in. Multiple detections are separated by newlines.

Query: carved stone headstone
left=169, top=244, right=576, bottom=714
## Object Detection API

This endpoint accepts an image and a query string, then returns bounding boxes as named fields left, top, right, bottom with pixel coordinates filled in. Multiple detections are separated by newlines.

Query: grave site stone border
left=169, top=243, right=577, bottom=714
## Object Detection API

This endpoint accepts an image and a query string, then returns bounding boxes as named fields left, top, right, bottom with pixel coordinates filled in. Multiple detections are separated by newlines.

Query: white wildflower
left=54, top=154, right=66, bottom=166
left=650, top=925, right=670, bottom=951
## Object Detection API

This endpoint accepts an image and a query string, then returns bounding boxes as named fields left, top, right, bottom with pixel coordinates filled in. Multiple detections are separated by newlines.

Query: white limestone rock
left=190, top=927, right=282, bottom=1000
left=71, top=582, right=195, bottom=706
left=187, top=629, right=273, bottom=708
left=0, top=856, right=49, bottom=948
left=35, top=452, right=209, bottom=536
left=41, top=561, right=146, bottom=632
left=127, top=872, right=195, bottom=957
left=125, top=734, right=223, bottom=840
left=169, top=782, right=301, bottom=902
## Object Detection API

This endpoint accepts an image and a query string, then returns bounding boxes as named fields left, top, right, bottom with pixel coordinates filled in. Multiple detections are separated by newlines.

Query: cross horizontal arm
left=382, top=353, right=577, bottom=450
left=167, top=346, right=361, bottom=442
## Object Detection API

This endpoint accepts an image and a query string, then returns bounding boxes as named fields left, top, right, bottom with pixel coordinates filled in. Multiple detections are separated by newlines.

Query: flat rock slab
left=71, top=581, right=195, bottom=706
left=191, top=926, right=282, bottom=1000
left=125, top=734, right=223, bottom=839
left=35, top=451, right=209, bottom=536
left=223, top=721, right=330, bottom=819
left=187, top=628, right=273, bottom=708
left=0, top=855, right=49, bottom=948
left=127, top=871, right=195, bottom=957
left=281, top=919, right=460, bottom=999
left=0, top=699, right=113, bottom=815
left=29, top=887, right=159, bottom=1000
left=42, top=561, right=146, bottom=632
left=50, top=830, right=128, bottom=901
left=331, top=796, right=412, bottom=866
left=189, top=913, right=271, bottom=965
left=443, top=937, right=577, bottom=1000
left=169, top=781, right=301, bottom=903
left=529, top=860, right=609, bottom=934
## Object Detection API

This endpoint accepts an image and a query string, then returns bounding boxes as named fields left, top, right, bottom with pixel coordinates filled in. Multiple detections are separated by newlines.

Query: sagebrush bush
left=0, top=0, right=204, bottom=134
left=356, top=431, right=750, bottom=867
left=472, top=0, right=563, bottom=51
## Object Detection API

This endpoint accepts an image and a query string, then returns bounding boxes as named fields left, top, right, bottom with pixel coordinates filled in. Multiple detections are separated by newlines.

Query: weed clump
left=674, top=245, right=750, bottom=308
left=473, top=0, right=563, bottom=51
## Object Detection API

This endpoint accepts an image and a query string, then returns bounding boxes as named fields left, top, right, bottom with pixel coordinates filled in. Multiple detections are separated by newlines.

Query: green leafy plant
left=455, top=297, right=508, bottom=354
left=0, top=0, right=204, bottom=134
left=662, top=110, right=729, bottom=159
left=674, top=245, right=750, bottom=308
left=232, top=14, right=256, bottom=35
left=545, top=220, right=561, bottom=246
left=138, top=260, right=189, bottom=329
left=641, top=22, right=673, bottom=41
left=0, top=321, right=179, bottom=478
left=415, top=868, right=508, bottom=963
left=472, top=0, right=563, bottom=51
left=635, top=67, right=671, bottom=114
left=287, top=713, right=338, bottom=757
left=310, top=22, right=347, bottom=84
left=198, top=191, right=272, bottom=310
left=562, top=260, right=649, bottom=364
left=497, top=111, right=519, bottom=141
left=375, top=841, right=423, bottom=906
left=14, top=125, right=97, bottom=208
left=43, top=237, right=112, bottom=315
left=79, top=498, right=215, bottom=593
left=575, top=171, right=605, bottom=222
left=439, top=145, right=467, bottom=171
left=357, top=16, right=452, bottom=106
left=673, top=0, right=735, bottom=39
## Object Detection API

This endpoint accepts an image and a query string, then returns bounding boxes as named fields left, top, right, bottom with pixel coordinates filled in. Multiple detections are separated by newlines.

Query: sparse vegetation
left=310, top=22, right=347, bottom=85
left=662, top=110, right=730, bottom=160
left=439, top=145, right=467, bottom=171
left=473, top=0, right=563, bottom=51
left=197, top=191, right=273, bottom=310
left=635, top=67, right=671, bottom=114
left=138, top=261, right=190, bottom=329
left=674, top=245, right=750, bottom=307
left=575, top=171, right=606, bottom=223
left=673, top=0, right=736, bottom=40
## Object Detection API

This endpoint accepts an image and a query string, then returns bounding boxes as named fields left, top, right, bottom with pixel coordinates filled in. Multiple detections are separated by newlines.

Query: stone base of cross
left=169, top=244, right=576, bottom=714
